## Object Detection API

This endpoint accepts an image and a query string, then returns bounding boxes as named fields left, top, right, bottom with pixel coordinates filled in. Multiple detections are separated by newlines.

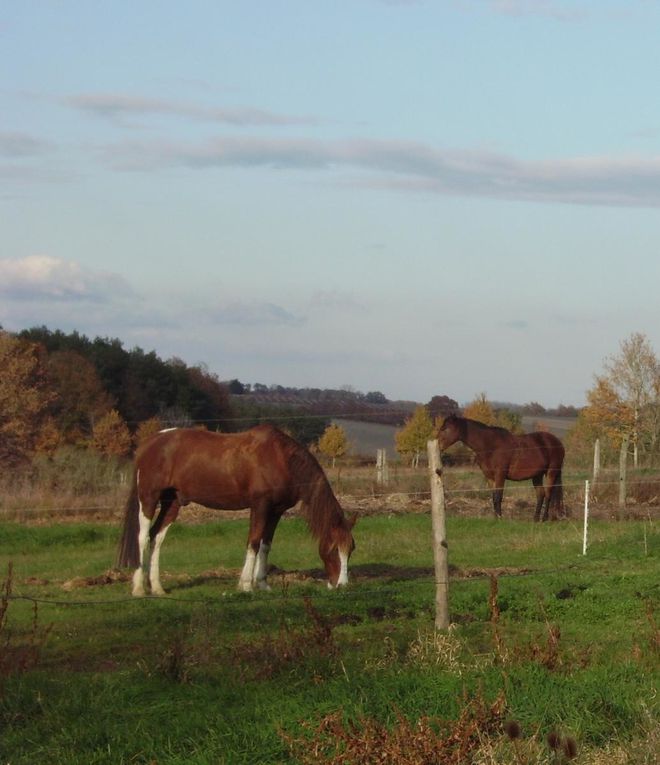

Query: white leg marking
left=132, top=505, right=151, bottom=597
left=337, top=549, right=349, bottom=587
left=254, top=541, right=272, bottom=591
left=238, top=547, right=257, bottom=592
left=149, top=524, right=171, bottom=596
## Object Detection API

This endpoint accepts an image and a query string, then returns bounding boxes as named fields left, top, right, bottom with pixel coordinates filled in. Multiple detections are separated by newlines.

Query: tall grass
left=0, top=447, right=129, bottom=521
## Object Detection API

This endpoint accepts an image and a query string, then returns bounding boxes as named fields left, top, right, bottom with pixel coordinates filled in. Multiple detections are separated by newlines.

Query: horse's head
left=321, top=513, right=357, bottom=589
left=436, top=414, right=462, bottom=451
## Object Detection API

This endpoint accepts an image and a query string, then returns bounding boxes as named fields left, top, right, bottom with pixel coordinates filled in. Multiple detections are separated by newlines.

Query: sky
left=3, top=0, right=660, bottom=408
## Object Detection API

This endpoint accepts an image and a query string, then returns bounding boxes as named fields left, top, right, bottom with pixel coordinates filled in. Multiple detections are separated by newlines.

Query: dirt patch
left=62, top=568, right=131, bottom=590
left=56, top=561, right=536, bottom=593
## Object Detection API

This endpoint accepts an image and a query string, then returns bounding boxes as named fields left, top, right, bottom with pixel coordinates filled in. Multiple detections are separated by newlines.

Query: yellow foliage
left=395, top=406, right=434, bottom=466
left=135, top=417, right=164, bottom=445
left=318, top=423, right=349, bottom=466
left=462, top=393, right=497, bottom=426
left=91, top=409, right=132, bottom=457
left=582, top=376, right=634, bottom=447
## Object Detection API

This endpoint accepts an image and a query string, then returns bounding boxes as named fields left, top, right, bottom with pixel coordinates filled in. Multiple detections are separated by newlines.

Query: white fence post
left=427, top=439, right=449, bottom=630
left=582, top=480, right=590, bottom=555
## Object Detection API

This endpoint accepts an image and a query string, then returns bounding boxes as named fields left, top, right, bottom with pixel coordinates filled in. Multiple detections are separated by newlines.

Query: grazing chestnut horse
left=117, top=425, right=356, bottom=595
left=436, top=415, right=565, bottom=521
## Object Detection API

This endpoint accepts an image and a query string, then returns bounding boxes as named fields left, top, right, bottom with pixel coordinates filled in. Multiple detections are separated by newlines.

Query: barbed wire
left=4, top=472, right=660, bottom=517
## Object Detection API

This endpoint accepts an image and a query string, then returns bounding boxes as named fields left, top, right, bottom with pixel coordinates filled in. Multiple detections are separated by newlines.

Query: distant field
left=335, top=416, right=577, bottom=459
left=332, top=418, right=400, bottom=459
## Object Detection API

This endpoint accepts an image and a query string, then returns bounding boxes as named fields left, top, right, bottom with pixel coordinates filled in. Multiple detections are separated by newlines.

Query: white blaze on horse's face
left=324, top=528, right=355, bottom=589
left=337, top=548, right=349, bottom=586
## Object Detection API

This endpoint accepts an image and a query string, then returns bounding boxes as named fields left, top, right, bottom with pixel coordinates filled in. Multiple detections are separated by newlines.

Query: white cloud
left=101, top=136, right=660, bottom=208
left=0, top=256, right=133, bottom=302
left=64, top=93, right=317, bottom=128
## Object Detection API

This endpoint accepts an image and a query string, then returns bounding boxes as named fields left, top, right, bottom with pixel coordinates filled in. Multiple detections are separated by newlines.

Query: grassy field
left=0, top=513, right=658, bottom=764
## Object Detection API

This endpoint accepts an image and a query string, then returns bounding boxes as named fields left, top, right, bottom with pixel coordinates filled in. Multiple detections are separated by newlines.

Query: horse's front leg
left=492, top=486, right=504, bottom=518
left=491, top=472, right=506, bottom=518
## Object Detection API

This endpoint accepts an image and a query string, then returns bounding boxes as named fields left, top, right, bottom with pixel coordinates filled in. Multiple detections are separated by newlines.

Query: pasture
left=1, top=494, right=658, bottom=764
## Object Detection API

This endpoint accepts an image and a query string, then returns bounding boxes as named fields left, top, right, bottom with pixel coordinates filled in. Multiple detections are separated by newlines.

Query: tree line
left=3, top=324, right=659, bottom=473
left=0, top=326, right=330, bottom=467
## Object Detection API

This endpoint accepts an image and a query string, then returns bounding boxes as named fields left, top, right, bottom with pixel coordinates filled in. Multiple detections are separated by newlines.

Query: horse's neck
left=461, top=422, right=497, bottom=455
left=303, top=474, right=343, bottom=521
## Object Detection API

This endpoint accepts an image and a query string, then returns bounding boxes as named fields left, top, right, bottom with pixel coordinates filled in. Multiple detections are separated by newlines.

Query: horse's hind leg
left=148, top=492, right=180, bottom=596
left=132, top=492, right=158, bottom=597
left=532, top=475, right=545, bottom=522
left=544, top=468, right=562, bottom=521
left=253, top=508, right=285, bottom=591
left=238, top=502, right=270, bottom=592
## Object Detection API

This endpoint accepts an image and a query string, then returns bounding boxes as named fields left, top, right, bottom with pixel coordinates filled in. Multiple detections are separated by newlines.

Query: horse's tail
left=117, top=469, right=140, bottom=568
left=551, top=469, right=566, bottom=519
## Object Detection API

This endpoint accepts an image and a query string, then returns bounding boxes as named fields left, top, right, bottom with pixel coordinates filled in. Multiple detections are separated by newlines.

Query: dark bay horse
left=117, top=425, right=356, bottom=595
left=436, top=415, right=565, bottom=521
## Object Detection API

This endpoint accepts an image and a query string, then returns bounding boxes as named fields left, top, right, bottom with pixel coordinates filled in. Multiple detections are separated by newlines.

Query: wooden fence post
left=376, top=449, right=389, bottom=486
left=427, top=439, right=449, bottom=630
left=618, top=436, right=629, bottom=518
left=592, top=438, right=600, bottom=483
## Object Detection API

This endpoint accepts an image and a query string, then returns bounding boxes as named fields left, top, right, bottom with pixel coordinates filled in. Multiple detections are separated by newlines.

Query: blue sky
left=3, top=0, right=660, bottom=407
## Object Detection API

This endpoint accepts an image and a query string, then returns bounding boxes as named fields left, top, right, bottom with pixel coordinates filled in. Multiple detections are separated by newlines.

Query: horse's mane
left=277, top=431, right=344, bottom=541
left=461, top=417, right=511, bottom=437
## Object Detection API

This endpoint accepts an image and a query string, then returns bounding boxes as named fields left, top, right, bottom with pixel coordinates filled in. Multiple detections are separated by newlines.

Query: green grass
left=0, top=514, right=658, bottom=764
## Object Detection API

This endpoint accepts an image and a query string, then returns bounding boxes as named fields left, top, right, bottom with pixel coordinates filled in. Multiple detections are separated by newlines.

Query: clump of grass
left=280, top=688, right=507, bottom=765
left=406, top=625, right=465, bottom=673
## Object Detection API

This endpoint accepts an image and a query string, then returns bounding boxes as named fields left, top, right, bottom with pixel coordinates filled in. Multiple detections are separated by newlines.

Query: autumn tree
left=47, top=349, right=114, bottom=442
left=318, top=423, right=349, bottom=468
left=582, top=333, right=660, bottom=466
left=462, top=394, right=497, bottom=426
left=0, top=332, right=55, bottom=466
left=462, top=393, right=522, bottom=433
left=135, top=416, right=164, bottom=445
left=426, top=395, right=459, bottom=421
left=395, top=405, right=434, bottom=467
left=91, top=409, right=132, bottom=457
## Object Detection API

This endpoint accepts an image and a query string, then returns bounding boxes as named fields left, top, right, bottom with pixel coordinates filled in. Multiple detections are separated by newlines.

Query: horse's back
left=528, top=431, right=565, bottom=463
left=134, top=425, right=299, bottom=508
